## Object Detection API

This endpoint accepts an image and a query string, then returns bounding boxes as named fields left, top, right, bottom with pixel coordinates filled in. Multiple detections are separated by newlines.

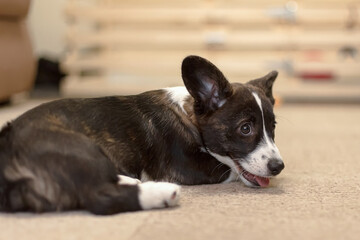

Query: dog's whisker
left=276, top=115, right=293, bottom=126
left=218, top=168, right=233, bottom=182
left=211, top=162, right=225, bottom=175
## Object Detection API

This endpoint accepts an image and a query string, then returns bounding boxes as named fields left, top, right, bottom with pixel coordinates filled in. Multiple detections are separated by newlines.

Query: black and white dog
left=0, top=56, right=284, bottom=215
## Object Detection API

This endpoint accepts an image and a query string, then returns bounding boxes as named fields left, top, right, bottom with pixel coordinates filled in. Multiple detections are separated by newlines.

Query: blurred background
left=1, top=2, right=360, bottom=238
left=1, top=0, right=360, bottom=104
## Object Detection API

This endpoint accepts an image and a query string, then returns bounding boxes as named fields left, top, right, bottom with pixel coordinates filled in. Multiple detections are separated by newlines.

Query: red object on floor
left=298, top=71, right=335, bottom=81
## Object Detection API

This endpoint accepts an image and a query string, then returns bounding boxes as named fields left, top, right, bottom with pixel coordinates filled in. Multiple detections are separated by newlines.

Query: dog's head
left=182, top=55, right=284, bottom=187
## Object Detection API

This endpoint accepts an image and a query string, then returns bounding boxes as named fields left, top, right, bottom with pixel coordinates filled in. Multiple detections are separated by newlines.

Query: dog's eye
left=239, top=123, right=252, bottom=136
left=272, top=121, right=277, bottom=130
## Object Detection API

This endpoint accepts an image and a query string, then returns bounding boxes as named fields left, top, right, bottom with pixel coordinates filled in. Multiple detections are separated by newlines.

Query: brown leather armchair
left=0, top=0, right=35, bottom=102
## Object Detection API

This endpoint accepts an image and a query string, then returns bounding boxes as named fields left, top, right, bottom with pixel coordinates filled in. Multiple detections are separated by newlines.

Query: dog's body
left=0, top=56, right=284, bottom=215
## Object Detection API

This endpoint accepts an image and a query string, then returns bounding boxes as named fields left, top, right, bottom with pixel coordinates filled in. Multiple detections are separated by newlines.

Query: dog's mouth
left=233, top=161, right=270, bottom=188
left=241, top=169, right=270, bottom=187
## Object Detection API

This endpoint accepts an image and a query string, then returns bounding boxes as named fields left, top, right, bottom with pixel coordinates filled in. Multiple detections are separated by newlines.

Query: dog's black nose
left=267, top=158, right=285, bottom=175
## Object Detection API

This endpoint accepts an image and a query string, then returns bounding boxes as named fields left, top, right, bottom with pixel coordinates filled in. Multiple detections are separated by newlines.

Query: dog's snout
left=267, top=158, right=284, bottom=175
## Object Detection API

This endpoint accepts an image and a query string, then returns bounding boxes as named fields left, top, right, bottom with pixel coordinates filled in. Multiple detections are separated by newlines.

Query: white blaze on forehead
left=251, top=92, right=277, bottom=148
left=240, top=92, right=282, bottom=176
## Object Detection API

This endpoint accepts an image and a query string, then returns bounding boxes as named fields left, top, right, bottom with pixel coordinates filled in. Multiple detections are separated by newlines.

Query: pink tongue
left=255, top=176, right=270, bottom=187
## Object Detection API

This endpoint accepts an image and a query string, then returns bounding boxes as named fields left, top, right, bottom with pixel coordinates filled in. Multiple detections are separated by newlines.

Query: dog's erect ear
left=247, top=71, right=278, bottom=105
left=181, top=55, right=233, bottom=114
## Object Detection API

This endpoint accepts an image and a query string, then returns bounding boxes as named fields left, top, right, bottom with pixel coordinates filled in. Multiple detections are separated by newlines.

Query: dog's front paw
left=138, top=182, right=180, bottom=210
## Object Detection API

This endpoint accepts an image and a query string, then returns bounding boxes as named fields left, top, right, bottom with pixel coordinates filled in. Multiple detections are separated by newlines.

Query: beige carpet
left=0, top=101, right=359, bottom=240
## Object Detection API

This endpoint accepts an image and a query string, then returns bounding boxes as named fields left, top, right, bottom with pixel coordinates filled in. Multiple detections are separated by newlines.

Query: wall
left=27, top=0, right=67, bottom=58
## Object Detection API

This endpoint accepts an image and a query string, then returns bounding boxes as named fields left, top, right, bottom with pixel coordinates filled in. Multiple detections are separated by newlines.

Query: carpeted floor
left=0, top=100, right=359, bottom=240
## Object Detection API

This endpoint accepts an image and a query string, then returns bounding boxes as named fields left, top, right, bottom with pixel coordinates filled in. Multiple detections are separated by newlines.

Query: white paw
left=138, top=182, right=181, bottom=210
left=117, top=175, right=141, bottom=185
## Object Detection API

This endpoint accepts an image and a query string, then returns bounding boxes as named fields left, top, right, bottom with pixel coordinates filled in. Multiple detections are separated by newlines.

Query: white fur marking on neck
left=164, top=87, right=190, bottom=114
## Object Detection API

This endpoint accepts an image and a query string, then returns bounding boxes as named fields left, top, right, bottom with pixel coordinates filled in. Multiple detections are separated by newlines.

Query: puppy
left=0, top=56, right=284, bottom=215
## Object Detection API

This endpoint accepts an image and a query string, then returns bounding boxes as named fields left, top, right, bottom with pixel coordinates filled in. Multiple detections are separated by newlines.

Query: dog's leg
left=2, top=152, right=180, bottom=214
left=117, top=175, right=141, bottom=185
left=1, top=125, right=180, bottom=214
left=85, top=182, right=180, bottom=215
left=116, top=175, right=181, bottom=210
